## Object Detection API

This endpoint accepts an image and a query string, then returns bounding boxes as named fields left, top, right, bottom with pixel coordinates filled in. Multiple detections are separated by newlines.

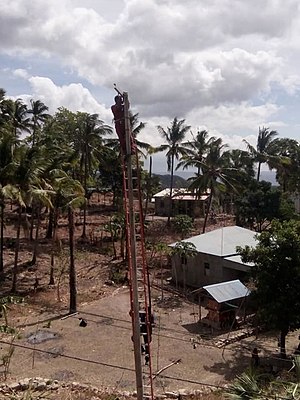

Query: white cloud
left=17, top=76, right=112, bottom=122
left=1, top=0, right=300, bottom=144
left=13, top=68, right=30, bottom=79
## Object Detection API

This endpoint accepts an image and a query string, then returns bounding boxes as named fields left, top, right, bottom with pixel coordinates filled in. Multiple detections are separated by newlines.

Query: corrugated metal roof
left=203, top=279, right=250, bottom=303
left=153, top=188, right=209, bottom=200
left=170, top=226, right=257, bottom=258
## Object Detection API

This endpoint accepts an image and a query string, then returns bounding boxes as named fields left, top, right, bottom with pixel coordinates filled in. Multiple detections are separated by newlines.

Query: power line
left=67, top=313, right=299, bottom=361
left=0, top=339, right=225, bottom=390
left=17, top=306, right=299, bottom=364
left=0, top=339, right=295, bottom=400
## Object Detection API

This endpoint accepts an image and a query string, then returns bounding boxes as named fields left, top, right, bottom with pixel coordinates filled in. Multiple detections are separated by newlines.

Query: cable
left=0, top=339, right=134, bottom=373
left=17, top=307, right=299, bottom=365
left=1, top=338, right=294, bottom=400
left=0, top=339, right=225, bottom=390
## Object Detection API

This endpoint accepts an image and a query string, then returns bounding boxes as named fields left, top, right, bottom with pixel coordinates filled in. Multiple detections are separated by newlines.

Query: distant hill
left=153, top=170, right=278, bottom=190
left=153, top=174, right=188, bottom=189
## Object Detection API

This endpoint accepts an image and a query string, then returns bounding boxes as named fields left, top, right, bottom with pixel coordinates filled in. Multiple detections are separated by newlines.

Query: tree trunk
left=12, top=207, right=22, bottom=293
left=144, top=155, right=152, bottom=221
left=279, top=328, right=289, bottom=358
left=0, top=202, right=4, bottom=273
left=68, top=207, right=77, bottom=313
left=81, top=155, right=88, bottom=239
left=29, top=207, right=34, bottom=241
left=257, top=162, right=262, bottom=182
left=202, top=192, right=213, bottom=234
left=49, top=209, right=57, bottom=285
left=167, top=156, right=175, bottom=225
left=46, top=208, right=53, bottom=239
left=31, top=205, right=41, bottom=265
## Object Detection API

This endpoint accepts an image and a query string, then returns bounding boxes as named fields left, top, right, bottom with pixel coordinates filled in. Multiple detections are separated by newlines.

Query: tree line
left=0, top=89, right=299, bottom=303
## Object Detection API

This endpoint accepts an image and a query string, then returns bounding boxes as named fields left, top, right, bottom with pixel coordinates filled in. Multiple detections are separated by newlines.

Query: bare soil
left=0, top=195, right=298, bottom=399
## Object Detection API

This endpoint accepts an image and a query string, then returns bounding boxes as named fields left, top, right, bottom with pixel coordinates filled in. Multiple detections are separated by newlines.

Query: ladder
left=121, top=92, right=154, bottom=400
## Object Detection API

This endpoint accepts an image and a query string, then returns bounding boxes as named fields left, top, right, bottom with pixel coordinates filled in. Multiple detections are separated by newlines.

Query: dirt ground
left=2, top=286, right=300, bottom=396
left=0, top=195, right=299, bottom=397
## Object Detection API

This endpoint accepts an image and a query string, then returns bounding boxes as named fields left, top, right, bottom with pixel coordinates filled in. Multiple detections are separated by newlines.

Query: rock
left=9, top=382, right=20, bottom=391
left=19, top=378, right=30, bottom=390
left=164, top=392, right=178, bottom=399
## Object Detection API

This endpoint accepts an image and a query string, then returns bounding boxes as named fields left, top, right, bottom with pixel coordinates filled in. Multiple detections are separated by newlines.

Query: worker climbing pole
left=111, top=86, right=154, bottom=400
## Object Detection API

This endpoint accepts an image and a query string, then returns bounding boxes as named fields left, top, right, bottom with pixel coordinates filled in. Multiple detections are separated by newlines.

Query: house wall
left=171, top=252, right=250, bottom=288
left=155, top=198, right=204, bottom=218
left=155, top=198, right=171, bottom=217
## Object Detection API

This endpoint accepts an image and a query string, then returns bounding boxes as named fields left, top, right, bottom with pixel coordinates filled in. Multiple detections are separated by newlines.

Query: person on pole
left=111, top=94, right=136, bottom=156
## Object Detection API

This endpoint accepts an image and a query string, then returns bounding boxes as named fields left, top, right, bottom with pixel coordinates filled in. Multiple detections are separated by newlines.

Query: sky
left=1, top=0, right=300, bottom=174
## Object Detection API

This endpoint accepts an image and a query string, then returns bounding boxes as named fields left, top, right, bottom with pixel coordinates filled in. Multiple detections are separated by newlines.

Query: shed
left=195, top=279, right=250, bottom=330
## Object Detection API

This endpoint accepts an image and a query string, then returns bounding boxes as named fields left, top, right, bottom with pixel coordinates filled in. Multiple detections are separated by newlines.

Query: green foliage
left=225, top=370, right=261, bottom=399
left=225, top=368, right=300, bottom=399
left=104, top=213, right=125, bottom=241
left=235, top=180, right=290, bottom=231
left=173, top=214, right=194, bottom=238
left=171, top=241, right=198, bottom=258
left=237, top=220, right=300, bottom=353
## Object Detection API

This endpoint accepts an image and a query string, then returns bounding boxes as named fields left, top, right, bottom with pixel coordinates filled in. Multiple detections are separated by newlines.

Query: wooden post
left=123, top=92, right=144, bottom=400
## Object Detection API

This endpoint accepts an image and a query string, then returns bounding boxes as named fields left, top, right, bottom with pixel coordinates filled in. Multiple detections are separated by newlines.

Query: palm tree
left=1, top=99, right=30, bottom=141
left=188, top=138, right=237, bottom=233
left=8, top=145, right=47, bottom=292
left=244, top=126, right=278, bottom=181
left=0, top=132, right=16, bottom=272
left=48, top=170, right=84, bottom=312
left=157, top=117, right=191, bottom=223
left=73, top=112, right=112, bottom=238
left=177, top=130, right=216, bottom=176
left=267, top=138, right=300, bottom=192
left=27, top=99, right=50, bottom=146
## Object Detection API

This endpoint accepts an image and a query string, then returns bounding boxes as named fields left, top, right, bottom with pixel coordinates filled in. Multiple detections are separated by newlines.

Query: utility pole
left=123, top=92, right=144, bottom=400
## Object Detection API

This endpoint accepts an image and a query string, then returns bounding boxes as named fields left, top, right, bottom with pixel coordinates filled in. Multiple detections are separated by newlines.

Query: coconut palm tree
left=72, top=112, right=112, bottom=238
left=157, top=117, right=191, bottom=223
left=27, top=99, right=51, bottom=146
left=267, top=138, right=300, bottom=192
left=244, top=126, right=278, bottom=181
left=48, top=170, right=84, bottom=312
left=177, top=130, right=216, bottom=176
left=1, top=99, right=30, bottom=141
left=188, top=138, right=237, bottom=233
left=0, top=132, right=17, bottom=272
left=8, top=145, right=47, bottom=292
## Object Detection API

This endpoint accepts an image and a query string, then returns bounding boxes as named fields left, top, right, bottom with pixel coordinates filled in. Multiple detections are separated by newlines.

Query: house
left=170, top=225, right=257, bottom=288
left=153, top=188, right=209, bottom=218
left=194, top=279, right=250, bottom=330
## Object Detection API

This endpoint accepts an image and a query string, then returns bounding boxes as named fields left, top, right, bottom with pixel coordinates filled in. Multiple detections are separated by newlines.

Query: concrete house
left=170, top=226, right=257, bottom=288
left=153, top=188, right=209, bottom=218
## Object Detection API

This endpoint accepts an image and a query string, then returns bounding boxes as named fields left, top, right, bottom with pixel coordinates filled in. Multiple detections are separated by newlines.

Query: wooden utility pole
left=123, top=92, right=144, bottom=400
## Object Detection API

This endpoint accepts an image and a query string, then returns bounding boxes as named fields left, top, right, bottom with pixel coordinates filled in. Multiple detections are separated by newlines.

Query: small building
left=153, top=188, right=209, bottom=218
left=195, top=279, right=250, bottom=330
left=170, top=226, right=257, bottom=288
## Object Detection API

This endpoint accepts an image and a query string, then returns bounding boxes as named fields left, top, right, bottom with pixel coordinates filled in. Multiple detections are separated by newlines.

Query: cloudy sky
left=1, top=0, right=300, bottom=174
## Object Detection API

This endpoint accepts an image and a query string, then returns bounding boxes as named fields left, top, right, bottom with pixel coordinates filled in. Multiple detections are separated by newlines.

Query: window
left=204, top=262, right=210, bottom=276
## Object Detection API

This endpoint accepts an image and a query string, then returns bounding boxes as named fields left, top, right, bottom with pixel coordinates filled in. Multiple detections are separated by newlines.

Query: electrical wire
left=0, top=339, right=224, bottom=389
left=0, top=339, right=295, bottom=400
left=16, top=305, right=300, bottom=363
